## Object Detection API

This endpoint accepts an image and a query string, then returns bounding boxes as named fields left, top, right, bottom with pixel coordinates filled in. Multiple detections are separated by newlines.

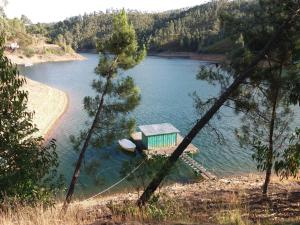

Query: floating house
left=139, top=123, right=180, bottom=149
left=130, top=123, right=215, bottom=179
left=131, top=123, right=198, bottom=156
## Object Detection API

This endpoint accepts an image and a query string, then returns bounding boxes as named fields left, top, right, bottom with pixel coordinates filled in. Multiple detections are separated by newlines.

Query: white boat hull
left=118, top=139, right=136, bottom=152
left=24, top=63, right=33, bottom=67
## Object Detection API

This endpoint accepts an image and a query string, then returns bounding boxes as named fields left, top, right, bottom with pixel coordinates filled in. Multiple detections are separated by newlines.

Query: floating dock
left=131, top=132, right=216, bottom=179
left=130, top=123, right=216, bottom=180
left=131, top=132, right=198, bottom=157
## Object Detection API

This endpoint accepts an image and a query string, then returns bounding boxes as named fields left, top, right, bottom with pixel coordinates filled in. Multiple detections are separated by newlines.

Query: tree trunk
left=62, top=79, right=110, bottom=213
left=137, top=11, right=300, bottom=206
left=263, top=165, right=272, bottom=195
left=262, top=75, right=279, bottom=196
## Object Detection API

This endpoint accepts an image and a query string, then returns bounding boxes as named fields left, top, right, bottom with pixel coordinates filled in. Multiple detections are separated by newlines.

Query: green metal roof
left=139, top=123, right=179, bottom=136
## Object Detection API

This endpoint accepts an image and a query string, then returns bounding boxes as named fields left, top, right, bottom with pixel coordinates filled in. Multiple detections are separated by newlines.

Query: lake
left=20, top=53, right=257, bottom=197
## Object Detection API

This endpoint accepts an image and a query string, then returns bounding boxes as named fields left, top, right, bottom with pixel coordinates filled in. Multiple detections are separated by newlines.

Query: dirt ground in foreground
left=67, top=174, right=300, bottom=224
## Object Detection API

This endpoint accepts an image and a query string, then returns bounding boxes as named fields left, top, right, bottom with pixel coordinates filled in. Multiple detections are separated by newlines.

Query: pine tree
left=137, top=1, right=300, bottom=206
left=62, top=10, right=146, bottom=211
left=196, top=0, right=300, bottom=195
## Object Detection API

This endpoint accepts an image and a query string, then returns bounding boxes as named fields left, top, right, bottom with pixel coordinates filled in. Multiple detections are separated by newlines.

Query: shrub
left=23, top=47, right=35, bottom=57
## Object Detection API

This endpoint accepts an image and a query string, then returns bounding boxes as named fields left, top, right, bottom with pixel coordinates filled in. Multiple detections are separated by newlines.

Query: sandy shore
left=22, top=78, right=68, bottom=138
left=5, top=51, right=85, bottom=65
left=149, top=51, right=225, bottom=62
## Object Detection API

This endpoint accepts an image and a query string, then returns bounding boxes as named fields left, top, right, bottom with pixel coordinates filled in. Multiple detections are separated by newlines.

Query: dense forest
left=25, top=1, right=255, bottom=53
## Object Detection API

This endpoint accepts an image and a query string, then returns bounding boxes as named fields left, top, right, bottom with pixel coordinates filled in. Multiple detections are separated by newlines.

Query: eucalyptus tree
left=63, top=10, right=145, bottom=211
left=275, top=128, right=300, bottom=179
left=0, top=37, right=61, bottom=205
left=138, top=1, right=300, bottom=205
left=196, top=0, right=300, bottom=195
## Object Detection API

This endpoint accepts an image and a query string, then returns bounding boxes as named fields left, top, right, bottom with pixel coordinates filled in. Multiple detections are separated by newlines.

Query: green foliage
left=195, top=0, right=300, bottom=193
left=107, top=193, right=187, bottom=222
left=45, top=1, right=235, bottom=53
left=70, top=10, right=145, bottom=184
left=120, top=156, right=167, bottom=195
left=23, top=47, right=35, bottom=58
left=1, top=17, right=33, bottom=47
left=26, top=23, right=50, bottom=37
left=0, top=38, right=63, bottom=205
left=20, top=15, right=32, bottom=25
left=216, top=209, right=251, bottom=225
left=275, top=128, right=300, bottom=179
left=54, top=34, right=74, bottom=53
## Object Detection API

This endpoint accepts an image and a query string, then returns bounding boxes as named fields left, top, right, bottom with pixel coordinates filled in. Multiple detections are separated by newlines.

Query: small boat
left=118, top=139, right=136, bottom=152
left=24, top=63, right=33, bottom=67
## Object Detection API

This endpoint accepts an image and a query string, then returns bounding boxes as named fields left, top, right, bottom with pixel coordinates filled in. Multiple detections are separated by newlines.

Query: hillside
left=4, top=1, right=256, bottom=55
left=39, top=1, right=250, bottom=53
left=1, top=16, right=84, bottom=65
left=1, top=174, right=300, bottom=225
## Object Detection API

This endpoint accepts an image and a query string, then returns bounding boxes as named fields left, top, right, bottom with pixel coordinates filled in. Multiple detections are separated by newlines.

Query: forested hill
left=35, top=0, right=253, bottom=53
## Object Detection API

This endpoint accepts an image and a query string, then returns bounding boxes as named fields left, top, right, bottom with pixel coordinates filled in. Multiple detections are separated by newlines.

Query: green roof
left=139, top=123, right=179, bottom=136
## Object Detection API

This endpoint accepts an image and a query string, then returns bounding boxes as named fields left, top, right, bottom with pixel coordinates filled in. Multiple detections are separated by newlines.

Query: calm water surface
left=21, top=53, right=258, bottom=196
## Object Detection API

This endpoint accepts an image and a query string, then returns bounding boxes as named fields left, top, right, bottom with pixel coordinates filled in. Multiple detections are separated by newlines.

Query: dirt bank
left=1, top=173, right=300, bottom=225
left=149, top=51, right=225, bottom=62
left=22, top=78, right=68, bottom=138
left=6, top=51, right=85, bottom=65
left=72, top=173, right=300, bottom=224
left=5, top=41, right=86, bottom=65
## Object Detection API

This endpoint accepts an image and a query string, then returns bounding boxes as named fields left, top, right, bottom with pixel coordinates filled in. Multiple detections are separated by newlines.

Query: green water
left=21, top=53, right=258, bottom=197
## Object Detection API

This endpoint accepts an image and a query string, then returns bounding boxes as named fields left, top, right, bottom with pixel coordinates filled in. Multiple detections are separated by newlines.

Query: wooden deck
left=130, top=132, right=198, bottom=157
left=180, top=153, right=216, bottom=179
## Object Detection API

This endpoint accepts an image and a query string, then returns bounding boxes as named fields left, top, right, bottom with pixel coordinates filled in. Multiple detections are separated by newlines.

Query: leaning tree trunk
left=137, top=10, right=300, bottom=206
left=62, top=79, right=110, bottom=212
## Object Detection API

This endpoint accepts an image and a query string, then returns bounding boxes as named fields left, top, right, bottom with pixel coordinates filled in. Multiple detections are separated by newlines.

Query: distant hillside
left=34, top=1, right=253, bottom=54
left=1, top=16, right=84, bottom=65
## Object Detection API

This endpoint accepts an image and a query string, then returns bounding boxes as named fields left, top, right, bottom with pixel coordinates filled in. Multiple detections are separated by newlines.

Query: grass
left=0, top=202, right=96, bottom=225
left=107, top=194, right=191, bottom=223
left=1, top=196, right=300, bottom=225
left=216, top=210, right=251, bottom=225
left=1, top=174, right=300, bottom=225
left=23, top=47, right=35, bottom=58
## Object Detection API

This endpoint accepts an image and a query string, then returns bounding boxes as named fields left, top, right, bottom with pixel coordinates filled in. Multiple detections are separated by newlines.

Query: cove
left=20, top=53, right=256, bottom=196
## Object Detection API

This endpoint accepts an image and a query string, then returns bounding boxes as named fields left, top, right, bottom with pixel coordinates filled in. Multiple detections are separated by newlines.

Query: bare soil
left=72, top=174, right=300, bottom=224
left=22, top=78, right=68, bottom=137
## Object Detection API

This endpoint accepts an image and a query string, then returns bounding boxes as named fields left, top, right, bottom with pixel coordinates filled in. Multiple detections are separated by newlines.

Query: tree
left=120, top=156, right=173, bottom=197
left=198, top=0, right=300, bottom=195
left=0, top=0, right=7, bottom=20
left=0, top=37, right=62, bottom=205
left=275, top=128, right=300, bottom=179
left=62, top=10, right=146, bottom=211
left=20, top=15, right=32, bottom=25
left=137, top=2, right=300, bottom=206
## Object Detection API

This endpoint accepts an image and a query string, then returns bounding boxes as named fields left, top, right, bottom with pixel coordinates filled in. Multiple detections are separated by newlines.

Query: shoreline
left=78, top=49, right=225, bottom=62
left=44, top=93, right=69, bottom=140
left=23, top=78, right=69, bottom=138
left=77, top=171, right=261, bottom=201
left=148, top=51, right=225, bottom=62
left=69, top=172, right=300, bottom=223
left=5, top=51, right=86, bottom=66
left=43, top=89, right=69, bottom=139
